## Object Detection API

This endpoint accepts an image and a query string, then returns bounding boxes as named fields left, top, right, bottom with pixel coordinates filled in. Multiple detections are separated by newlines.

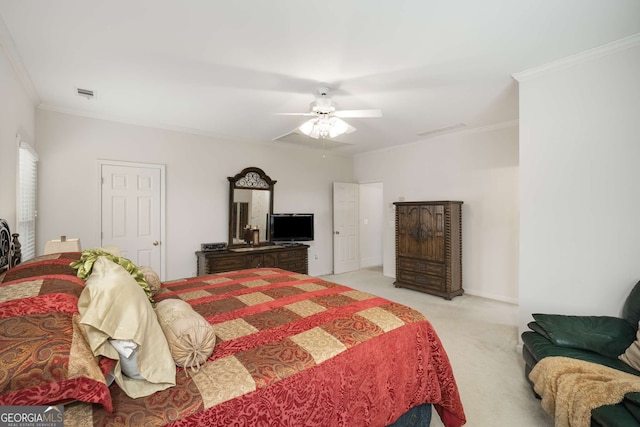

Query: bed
left=0, top=220, right=465, bottom=427
left=0, top=219, right=20, bottom=274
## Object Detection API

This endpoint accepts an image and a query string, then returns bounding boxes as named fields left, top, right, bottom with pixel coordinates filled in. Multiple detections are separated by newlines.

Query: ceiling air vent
left=417, top=123, right=466, bottom=137
left=76, top=87, right=95, bottom=100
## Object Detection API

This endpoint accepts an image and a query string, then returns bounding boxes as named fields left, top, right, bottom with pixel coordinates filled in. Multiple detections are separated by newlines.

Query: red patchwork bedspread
left=0, top=271, right=114, bottom=411
left=67, top=267, right=465, bottom=426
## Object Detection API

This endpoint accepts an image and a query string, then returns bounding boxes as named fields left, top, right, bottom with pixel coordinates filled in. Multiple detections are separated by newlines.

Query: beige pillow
left=620, top=322, right=640, bottom=370
left=139, top=266, right=161, bottom=295
left=155, top=298, right=217, bottom=371
left=99, top=245, right=122, bottom=257
left=78, top=256, right=176, bottom=398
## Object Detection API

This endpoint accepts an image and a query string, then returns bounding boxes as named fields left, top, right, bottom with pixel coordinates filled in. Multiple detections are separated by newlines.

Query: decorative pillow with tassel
left=155, top=299, right=217, bottom=371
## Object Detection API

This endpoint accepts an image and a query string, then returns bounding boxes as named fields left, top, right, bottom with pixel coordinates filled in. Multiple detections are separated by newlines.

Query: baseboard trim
left=464, top=288, right=518, bottom=305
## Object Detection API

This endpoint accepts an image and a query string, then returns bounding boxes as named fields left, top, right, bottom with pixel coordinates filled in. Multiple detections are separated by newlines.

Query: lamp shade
left=299, top=119, right=316, bottom=136
left=44, top=238, right=82, bottom=254
left=329, top=118, right=349, bottom=138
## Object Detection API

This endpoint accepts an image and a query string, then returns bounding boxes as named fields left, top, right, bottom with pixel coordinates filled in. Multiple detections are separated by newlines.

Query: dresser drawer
left=278, top=250, right=305, bottom=261
left=247, top=254, right=265, bottom=268
left=210, top=256, right=248, bottom=272
left=262, top=253, right=278, bottom=267
left=397, top=269, right=445, bottom=290
left=398, top=258, right=444, bottom=276
left=279, top=260, right=307, bottom=273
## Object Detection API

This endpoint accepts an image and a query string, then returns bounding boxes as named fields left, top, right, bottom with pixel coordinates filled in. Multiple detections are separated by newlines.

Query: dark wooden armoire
left=393, top=201, right=463, bottom=300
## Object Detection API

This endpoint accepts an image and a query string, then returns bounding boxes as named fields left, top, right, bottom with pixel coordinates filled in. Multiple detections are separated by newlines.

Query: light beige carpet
left=320, top=267, right=552, bottom=427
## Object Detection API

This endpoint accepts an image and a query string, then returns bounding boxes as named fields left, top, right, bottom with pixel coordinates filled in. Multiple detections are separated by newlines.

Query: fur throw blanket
left=529, top=356, right=640, bottom=427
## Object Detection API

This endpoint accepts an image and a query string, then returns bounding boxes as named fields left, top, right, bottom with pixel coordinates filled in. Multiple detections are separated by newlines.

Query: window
left=17, top=141, right=38, bottom=260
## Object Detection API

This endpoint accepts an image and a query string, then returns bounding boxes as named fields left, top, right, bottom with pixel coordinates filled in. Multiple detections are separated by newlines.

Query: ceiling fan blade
left=273, top=120, right=357, bottom=142
left=333, top=109, right=382, bottom=118
left=273, top=130, right=356, bottom=149
left=272, top=128, right=299, bottom=141
left=274, top=112, right=315, bottom=116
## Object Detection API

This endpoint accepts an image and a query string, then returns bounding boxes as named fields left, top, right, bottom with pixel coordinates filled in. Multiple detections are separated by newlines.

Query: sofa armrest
left=527, top=321, right=551, bottom=340
left=531, top=313, right=637, bottom=358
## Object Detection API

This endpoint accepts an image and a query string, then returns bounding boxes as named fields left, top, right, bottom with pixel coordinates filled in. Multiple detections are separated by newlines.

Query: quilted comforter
left=0, top=255, right=465, bottom=427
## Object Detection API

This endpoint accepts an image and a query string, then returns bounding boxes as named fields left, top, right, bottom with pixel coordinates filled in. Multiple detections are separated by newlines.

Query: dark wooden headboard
left=0, top=219, right=21, bottom=273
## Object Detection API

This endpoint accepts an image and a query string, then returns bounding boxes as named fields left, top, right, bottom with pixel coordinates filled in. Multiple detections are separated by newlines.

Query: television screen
left=269, top=213, right=314, bottom=242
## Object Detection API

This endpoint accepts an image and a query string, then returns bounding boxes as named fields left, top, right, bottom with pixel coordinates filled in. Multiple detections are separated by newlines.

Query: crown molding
left=36, top=103, right=352, bottom=159
left=37, top=103, right=247, bottom=143
left=512, top=33, right=640, bottom=82
left=354, top=119, right=519, bottom=158
left=0, top=14, right=40, bottom=105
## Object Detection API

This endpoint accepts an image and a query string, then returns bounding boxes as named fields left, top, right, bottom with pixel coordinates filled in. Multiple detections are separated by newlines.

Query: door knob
left=153, top=241, right=159, bottom=246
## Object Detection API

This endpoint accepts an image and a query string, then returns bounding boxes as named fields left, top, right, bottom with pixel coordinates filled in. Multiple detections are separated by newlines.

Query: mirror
left=228, top=167, right=276, bottom=246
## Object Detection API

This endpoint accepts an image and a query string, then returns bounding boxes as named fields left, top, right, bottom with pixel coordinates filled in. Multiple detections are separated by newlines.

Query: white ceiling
left=1, top=1, right=639, bottom=154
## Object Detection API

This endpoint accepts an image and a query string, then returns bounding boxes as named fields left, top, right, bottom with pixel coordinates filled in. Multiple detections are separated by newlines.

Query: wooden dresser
left=196, top=244, right=309, bottom=276
left=393, top=201, right=463, bottom=300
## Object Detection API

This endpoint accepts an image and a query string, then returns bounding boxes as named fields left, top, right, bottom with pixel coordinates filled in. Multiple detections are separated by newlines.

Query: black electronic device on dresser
left=268, top=213, right=314, bottom=243
left=201, top=242, right=227, bottom=252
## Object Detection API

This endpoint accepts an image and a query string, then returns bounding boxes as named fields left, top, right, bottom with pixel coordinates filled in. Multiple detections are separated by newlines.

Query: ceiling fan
left=274, top=87, right=382, bottom=140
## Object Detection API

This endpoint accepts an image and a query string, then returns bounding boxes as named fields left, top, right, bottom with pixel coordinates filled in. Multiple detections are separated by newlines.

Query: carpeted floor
left=320, top=266, right=553, bottom=427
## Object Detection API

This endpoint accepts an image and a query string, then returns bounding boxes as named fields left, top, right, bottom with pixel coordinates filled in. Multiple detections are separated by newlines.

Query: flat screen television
left=268, top=213, right=314, bottom=242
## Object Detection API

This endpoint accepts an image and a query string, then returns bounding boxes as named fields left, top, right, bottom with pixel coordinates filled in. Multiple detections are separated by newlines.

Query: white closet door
left=101, top=162, right=164, bottom=276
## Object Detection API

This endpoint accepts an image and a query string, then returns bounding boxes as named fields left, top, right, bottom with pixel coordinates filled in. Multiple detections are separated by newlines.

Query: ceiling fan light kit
left=299, top=116, right=350, bottom=139
left=277, top=86, right=382, bottom=142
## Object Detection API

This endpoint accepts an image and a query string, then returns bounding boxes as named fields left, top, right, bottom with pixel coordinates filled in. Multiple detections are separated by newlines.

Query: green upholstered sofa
left=522, top=281, right=640, bottom=426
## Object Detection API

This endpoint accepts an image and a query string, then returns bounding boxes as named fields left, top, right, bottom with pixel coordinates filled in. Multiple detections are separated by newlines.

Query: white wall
left=35, top=109, right=353, bottom=280
left=517, top=38, right=640, bottom=334
left=359, top=182, right=383, bottom=268
left=0, top=43, right=35, bottom=226
left=354, top=125, right=519, bottom=303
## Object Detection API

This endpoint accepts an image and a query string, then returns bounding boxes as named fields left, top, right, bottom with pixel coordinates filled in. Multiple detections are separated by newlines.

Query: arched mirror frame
left=228, top=167, right=276, bottom=247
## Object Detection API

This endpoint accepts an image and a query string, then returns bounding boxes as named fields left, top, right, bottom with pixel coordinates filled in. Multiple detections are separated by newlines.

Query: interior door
left=100, top=162, right=164, bottom=277
left=333, top=182, right=359, bottom=274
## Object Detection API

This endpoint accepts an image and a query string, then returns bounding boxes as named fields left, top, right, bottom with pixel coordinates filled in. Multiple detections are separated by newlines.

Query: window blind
left=17, top=141, right=38, bottom=261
